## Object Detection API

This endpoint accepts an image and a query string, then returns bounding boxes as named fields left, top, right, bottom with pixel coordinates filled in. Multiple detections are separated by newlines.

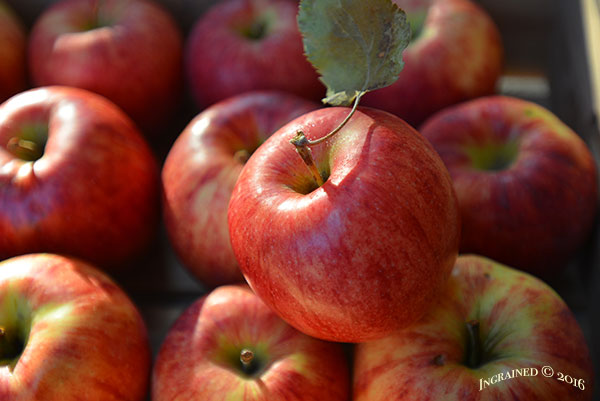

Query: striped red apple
left=28, top=0, right=183, bottom=132
left=420, top=95, right=598, bottom=277
left=0, top=253, right=151, bottom=401
left=0, top=86, right=160, bottom=270
left=354, top=254, right=594, bottom=400
left=362, top=0, right=503, bottom=126
left=0, top=1, right=26, bottom=103
left=162, top=90, right=319, bottom=288
left=228, top=106, right=460, bottom=342
left=152, top=284, right=350, bottom=400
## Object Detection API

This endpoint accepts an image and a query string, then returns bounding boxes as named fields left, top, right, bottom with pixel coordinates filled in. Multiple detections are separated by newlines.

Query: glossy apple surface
left=420, top=95, right=598, bottom=277
left=0, top=86, right=160, bottom=270
left=354, top=254, right=594, bottom=400
left=28, top=0, right=183, bottom=132
left=185, top=0, right=324, bottom=108
left=0, top=1, right=26, bottom=103
left=152, top=284, right=350, bottom=401
left=162, top=91, right=319, bottom=288
left=361, top=0, right=503, bottom=127
left=228, top=107, right=460, bottom=342
left=0, top=253, right=151, bottom=401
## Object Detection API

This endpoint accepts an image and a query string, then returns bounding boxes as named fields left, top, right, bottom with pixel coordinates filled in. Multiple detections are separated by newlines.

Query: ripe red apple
left=185, top=0, right=324, bottom=108
left=0, top=1, right=27, bottom=103
left=354, top=254, right=594, bottom=400
left=361, top=0, right=503, bottom=127
left=162, top=90, right=319, bottom=288
left=28, top=0, right=183, bottom=132
left=228, top=106, right=460, bottom=343
left=420, top=95, right=598, bottom=277
left=0, top=86, right=160, bottom=270
left=152, top=284, right=350, bottom=400
left=0, top=253, right=151, bottom=401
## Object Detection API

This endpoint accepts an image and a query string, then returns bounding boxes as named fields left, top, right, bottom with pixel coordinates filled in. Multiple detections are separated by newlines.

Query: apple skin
left=354, top=254, right=594, bottom=401
left=0, top=1, right=27, bottom=103
left=420, top=95, right=598, bottom=277
left=361, top=0, right=503, bottom=127
left=0, top=253, right=151, bottom=401
left=0, top=86, right=160, bottom=270
left=162, top=91, right=319, bottom=288
left=28, top=0, right=183, bottom=132
left=185, top=0, right=324, bottom=108
left=228, top=106, right=460, bottom=343
left=151, top=284, right=350, bottom=401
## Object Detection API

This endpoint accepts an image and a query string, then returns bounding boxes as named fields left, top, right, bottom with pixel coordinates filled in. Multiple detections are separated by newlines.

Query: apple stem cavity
left=465, top=319, right=482, bottom=369
left=0, top=325, right=23, bottom=365
left=290, top=92, right=364, bottom=187
left=6, top=136, right=44, bottom=161
left=245, top=20, right=267, bottom=40
left=433, top=354, right=446, bottom=366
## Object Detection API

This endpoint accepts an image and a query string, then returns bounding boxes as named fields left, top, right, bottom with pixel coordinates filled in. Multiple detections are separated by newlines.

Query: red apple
left=228, top=106, right=460, bottom=343
left=162, top=90, right=319, bottom=288
left=28, top=0, right=183, bottom=132
left=152, top=284, right=350, bottom=400
left=0, top=1, right=27, bottom=103
left=0, top=86, right=160, bottom=270
left=420, top=95, right=598, bottom=277
left=185, top=0, right=324, bottom=108
left=0, top=253, right=151, bottom=401
left=361, top=0, right=503, bottom=127
left=354, top=254, right=594, bottom=400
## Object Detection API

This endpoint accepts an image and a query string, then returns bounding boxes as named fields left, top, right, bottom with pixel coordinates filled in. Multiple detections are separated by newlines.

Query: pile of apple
left=0, top=0, right=597, bottom=400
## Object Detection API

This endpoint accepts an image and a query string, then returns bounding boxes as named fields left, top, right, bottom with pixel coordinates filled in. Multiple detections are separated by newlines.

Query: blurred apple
left=420, top=95, right=598, bottom=277
left=0, top=1, right=26, bottom=103
left=0, top=86, right=160, bottom=270
left=152, top=284, right=350, bottom=401
left=354, top=254, right=594, bottom=400
left=228, top=106, right=460, bottom=342
left=361, top=0, right=503, bottom=127
left=162, top=90, right=319, bottom=288
left=28, top=0, right=183, bottom=133
left=185, top=0, right=324, bottom=108
left=0, top=253, right=151, bottom=401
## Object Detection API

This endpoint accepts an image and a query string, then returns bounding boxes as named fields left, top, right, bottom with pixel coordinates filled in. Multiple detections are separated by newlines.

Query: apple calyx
left=465, top=319, right=482, bottom=369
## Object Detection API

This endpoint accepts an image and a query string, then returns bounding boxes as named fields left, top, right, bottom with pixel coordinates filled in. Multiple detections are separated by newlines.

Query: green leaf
left=298, top=0, right=411, bottom=107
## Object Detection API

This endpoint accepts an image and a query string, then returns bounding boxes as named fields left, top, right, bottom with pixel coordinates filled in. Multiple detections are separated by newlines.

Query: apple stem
left=234, top=149, right=251, bottom=164
left=240, top=348, right=255, bottom=373
left=290, top=91, right=364, bottom=187
left=289, top=132, right=324, bottom=186
left=465, top=319, right=482, bottom=369
left=6, top=137, right=43, bottom=161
